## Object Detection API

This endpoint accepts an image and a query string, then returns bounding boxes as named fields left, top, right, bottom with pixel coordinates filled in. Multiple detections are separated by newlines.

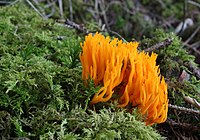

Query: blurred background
left=1, top=0, right=200, bottom=64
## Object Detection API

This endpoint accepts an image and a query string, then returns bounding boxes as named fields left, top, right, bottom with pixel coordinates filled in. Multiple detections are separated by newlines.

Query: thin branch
left=144, top=38, right=173, bottom=52
left=57, top=19, right=127, bottom=43
left=184, top=42, right=200, bottom=58
left=107, top=30, right=127, bottom=42
left=157, top=0, right=166, bottom=8
left=192, top=47, right=200, bottom=56
left=71, top=124, right=80, bottom=133
left=184, top=26, right=200, bottom=44
left=44, top=0, right=56, bottom=9
left=177, top=0, right=187, bottom=34
left=168, top=120, right=181, bottom=139
left=183, top=95, right=200, bottom=109
left=86, top=1, right=136, bottom=18
left=188, top=0, right=200, bottom=8
left=166, top=119, right=199, bottom=132
left=46, top=7, right=55, bottom=18
left=57, top=19, right=89, bottom=34
left=0, top=1, right=11, bottom=4
left=33, top=0, right=46, bottom=16
left=3, top=0, right=19, bottom=6
left=190, top=41, right=200, bottom=48
left=26, top=0, right=47, bottom=19
left=68, top=0, right=73, bottom=21
left=168, top=104, right=200, bottom=114
left=185, top=41, right=200, bottom=50
left=58, top=0, right=64, bottom=19
left=185, top=61, right=200, bottom=79
left=99, top=0, right=110, bottom=31
left=43, top=0, right=56, bottom=18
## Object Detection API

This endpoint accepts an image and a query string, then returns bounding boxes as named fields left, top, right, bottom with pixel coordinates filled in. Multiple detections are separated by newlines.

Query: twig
left=185, top=61, right=200, bottom=79
left=66, top=19, right=89, bottom=34
left=98, top=1, right=136, bottom=15
left=68, top=0, right=73, bottom=21
left=177, top=0, right=187, bottom=34
left=184, top=42, right=200, bottom=57
left=157, top=0, right=166, bottom=8
left=57, top=19, right=89, bottom=34
left=14, top=25, right=18, bottom=36
left=192, top=47, right=200, bottom=56
left=58, top=0, right=64, bottom=19
left=168, top=104, right=200, bottom=114
left=188, top=0, right=200, bottom=8
left=107, top=30, right=127, bottom=42
left=44, top=0, right=57, bottom=18
left=33, top=0, right=45, bottom=16
left=190, top=41, right=200, bottom=48
left=183, top=95, right=200, bottom=109
left=57, top=19, right=127, bottom=43
left=184, top=26, right=200, bottom=44
left=168, top=121, right=181, bottom=139
left=26, top=0, right=46, bottom=19
left=144, top=38, right=173, bottom=52
left=166, top=118, right=199, bottom=132
left=185, top=41, right=200, bottom=49
left=173, top=109, right=180, bottom=123
left=71, top=124, right=80, bottom=133
left=99, top=0, right=110, bottom=31
left=0, top=1, right=11, bottom=4
left=2, top=0, right=19, bottom=6
left=44, top=0, right=56, bottom=8
left=46, top=4, right=56, bottom=18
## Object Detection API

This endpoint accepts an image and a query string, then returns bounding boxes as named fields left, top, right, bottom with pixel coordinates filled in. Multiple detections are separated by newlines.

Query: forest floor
left=0, top=0, right=200, bottom=139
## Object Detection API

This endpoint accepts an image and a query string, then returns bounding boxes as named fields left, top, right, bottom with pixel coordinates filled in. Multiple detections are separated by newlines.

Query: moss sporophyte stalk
left=80, top=32, right=168, bottom=125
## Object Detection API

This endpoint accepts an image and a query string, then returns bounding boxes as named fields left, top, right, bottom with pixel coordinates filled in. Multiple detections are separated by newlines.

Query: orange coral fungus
left=80, top=32, right=168, bottom=125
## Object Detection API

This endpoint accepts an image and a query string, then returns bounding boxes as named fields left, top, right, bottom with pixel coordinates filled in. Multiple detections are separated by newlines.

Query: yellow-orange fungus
left=80, top=32, right=168, bottom=125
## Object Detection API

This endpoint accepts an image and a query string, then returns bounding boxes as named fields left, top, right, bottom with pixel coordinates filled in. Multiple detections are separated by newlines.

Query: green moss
left=39, top=108, right=164, bottom=140
left=0, top=2, right=163, bottom=140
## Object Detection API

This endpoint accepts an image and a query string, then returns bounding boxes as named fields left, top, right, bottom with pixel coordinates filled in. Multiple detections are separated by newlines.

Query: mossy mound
left=0, top=3, right=163, bottom=140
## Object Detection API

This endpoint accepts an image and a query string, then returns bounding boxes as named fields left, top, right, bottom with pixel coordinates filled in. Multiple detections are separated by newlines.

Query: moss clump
left=0, top=2, right=163, bottom=140
left=40, top=108, right=163, bottom=140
